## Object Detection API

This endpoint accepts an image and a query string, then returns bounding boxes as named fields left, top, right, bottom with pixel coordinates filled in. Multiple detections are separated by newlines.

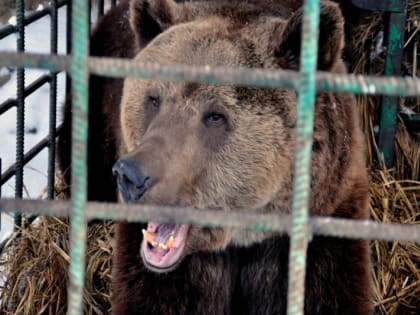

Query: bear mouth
left=140, top=222, right=189, bottom=272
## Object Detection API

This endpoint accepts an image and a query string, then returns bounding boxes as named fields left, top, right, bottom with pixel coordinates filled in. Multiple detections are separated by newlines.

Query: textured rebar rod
left=0, top=129, right=59, bottom=185
left=0, top=53, right=419, bottom=96
left=67, top=0, right=89, bottom=312
left=48, top=0, right=58, bottom=199
left=287, top=1, right=319, bottom=314
left=65, top=0, right=72, bottom=97
left=0, top=199, right=419, bottom=243
left=0, top=0, right=68, bottom=40
left=14, top=0, right=26, bottom=229
left=0, top=74, right=51, bottom=115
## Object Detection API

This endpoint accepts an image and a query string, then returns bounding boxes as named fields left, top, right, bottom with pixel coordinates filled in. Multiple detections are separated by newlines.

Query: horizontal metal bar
left=0, top=74, right=51, bottom=115
left=0, top=199, right=419, bottom=243
left=0, top=0, right=68, bottom=40
left=0, top=52, right=419, bottom=97
left=0, top=126, right=61, bottom=185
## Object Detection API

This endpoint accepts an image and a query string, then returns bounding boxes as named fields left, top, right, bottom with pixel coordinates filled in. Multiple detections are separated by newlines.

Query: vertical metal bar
left=14, top=0, right=26, bottom=229
left=88, top=0, right=92, bottom=34
left=97, top=0, right=104, bottom=19
left=378, top=9, right=407, bottom=167
left=66, top=0, right=72, bottom=96
left=0, top=158, right=2, bottom=230
left=287, top=0, right=319, bottom=314
left=48, top=0, right=58, bottom=199
left=67, top=0, right=89, bottom=312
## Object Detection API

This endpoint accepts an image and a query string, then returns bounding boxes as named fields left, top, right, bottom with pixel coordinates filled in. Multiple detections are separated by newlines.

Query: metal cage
left=0, top=0, right=419, bottom=314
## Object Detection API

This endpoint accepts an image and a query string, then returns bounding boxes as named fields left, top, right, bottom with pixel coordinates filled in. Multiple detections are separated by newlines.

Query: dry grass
left=0, top=218, right=113, bottom=315
left=351, top=1, right=420, bottom=314
left=370, top=167, right=420, bottom=315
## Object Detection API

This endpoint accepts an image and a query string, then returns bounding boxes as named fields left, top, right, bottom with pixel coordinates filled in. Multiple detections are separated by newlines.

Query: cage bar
left=0, top=0, right=68, bottom=40
left=0, top=53, right=419, bottom=97
left=287, top=0, right=319, bottom=314
left=67, top=0, right=89, bottom=312
left=14, top=0, right=26, bottom=229
left=378, top=9, right=407, bottom=167
left=0, top=74, right=51, bottom=115
left=0, top=1, right=419, bottom=314
left=0, top=199, right=418, bottom=243
left=48, top=0, right=59, bottom=199
left=0, top=132, right=56, bottom=185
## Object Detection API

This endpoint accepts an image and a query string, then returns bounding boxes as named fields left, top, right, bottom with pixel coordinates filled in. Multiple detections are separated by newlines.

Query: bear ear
left=271, top=1, right=344, bottom=71
left=130, top=0, right=179, bottom=49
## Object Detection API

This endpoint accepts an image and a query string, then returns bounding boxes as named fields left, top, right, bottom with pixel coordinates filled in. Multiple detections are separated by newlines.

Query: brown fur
left=58, top=0, right=372, bottom=314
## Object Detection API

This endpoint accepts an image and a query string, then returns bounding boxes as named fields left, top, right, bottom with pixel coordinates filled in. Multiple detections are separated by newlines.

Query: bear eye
left=202, top=112, right=227, bottom=127
left=146, top=95, right=160, bottom=110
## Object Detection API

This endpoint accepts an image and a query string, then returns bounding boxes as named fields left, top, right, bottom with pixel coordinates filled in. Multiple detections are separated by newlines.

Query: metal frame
left=0, top=0, right=419, bottom=314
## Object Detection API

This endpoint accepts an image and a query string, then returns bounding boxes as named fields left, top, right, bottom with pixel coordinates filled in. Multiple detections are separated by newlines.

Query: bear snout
left=112, top=158, right=153, bottom=203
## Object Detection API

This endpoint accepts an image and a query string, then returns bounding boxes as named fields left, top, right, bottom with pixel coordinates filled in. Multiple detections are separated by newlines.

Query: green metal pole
left=67, top=0, right=89, bottom=312
left=287, top=0, right=319, bottom=314
left=378, top=8, right=407, bottom=167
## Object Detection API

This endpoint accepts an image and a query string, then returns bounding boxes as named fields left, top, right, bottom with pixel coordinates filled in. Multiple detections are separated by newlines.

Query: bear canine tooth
left=142, top=229, right=157, bottom=246
left=166, top=235, right=174, bottom=249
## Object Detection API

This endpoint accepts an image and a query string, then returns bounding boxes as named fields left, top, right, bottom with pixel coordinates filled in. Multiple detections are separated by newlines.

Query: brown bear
left=58, top=0, right=372, bottom=314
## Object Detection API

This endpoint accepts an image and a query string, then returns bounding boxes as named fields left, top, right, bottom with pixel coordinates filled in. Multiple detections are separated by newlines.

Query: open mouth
left=141, top=222, right=189, bottom=272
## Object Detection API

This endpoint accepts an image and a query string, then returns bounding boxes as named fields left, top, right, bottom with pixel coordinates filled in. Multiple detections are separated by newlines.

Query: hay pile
left=350, top=1, right=420, bottom=313
left=0, top=1, right=419, bottom=314
left=0, top=219, right=113, bottom=314
left=370, top=166, right=420, bottom=315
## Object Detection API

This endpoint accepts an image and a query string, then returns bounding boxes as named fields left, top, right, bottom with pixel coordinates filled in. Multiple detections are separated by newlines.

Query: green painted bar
left=67, top=0, right=89, bottom=312
left=1, top=199, right=420, bottom=243
left=287, top=0, right=319, bottom=314
left=378, top=10, right=407, bottom=167
left=0, top=53, right=419, bottom=97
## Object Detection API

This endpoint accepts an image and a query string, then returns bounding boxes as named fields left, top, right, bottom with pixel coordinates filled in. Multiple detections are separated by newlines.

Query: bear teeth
left=142, top=229, right=175, bottom=250
left=166, top=235, right=174, bottom=249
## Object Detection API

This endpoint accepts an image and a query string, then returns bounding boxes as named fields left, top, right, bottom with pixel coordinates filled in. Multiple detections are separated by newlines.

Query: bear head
left=112, top=0, right=365, bottom=273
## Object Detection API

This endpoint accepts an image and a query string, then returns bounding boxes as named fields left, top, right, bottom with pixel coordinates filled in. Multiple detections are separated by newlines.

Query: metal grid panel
left=0, top=0, right=419, bottom=314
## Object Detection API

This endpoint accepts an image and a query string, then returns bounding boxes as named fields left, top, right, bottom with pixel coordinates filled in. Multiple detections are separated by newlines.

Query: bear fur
left=57, top=0, right=372, bottom=314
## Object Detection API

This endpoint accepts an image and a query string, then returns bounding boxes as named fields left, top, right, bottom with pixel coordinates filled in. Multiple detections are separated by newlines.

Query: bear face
left=112, top=0, right=368, bottom=275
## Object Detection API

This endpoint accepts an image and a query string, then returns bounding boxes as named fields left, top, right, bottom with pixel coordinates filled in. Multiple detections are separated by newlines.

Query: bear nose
left=112, top=158, right=151, bottom=203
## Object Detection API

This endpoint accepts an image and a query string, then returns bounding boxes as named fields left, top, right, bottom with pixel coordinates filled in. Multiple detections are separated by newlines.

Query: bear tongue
left=153, top=222, right=177, bottom=244
left=141, top=223, right=189, bottom=270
